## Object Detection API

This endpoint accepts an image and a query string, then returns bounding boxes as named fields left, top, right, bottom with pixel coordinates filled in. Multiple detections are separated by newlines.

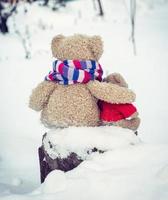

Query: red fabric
left=99, top=101, right=137, bottom=122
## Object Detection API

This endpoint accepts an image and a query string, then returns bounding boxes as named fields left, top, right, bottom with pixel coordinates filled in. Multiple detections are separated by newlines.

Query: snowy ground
left=0, top=0, right=168, bottom=199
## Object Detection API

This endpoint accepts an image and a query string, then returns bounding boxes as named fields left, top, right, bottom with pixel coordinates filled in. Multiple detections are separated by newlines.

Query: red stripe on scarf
left=73, top=60, right=82, bottom=69
left=58, top=63, right=64, bottom=74
left=49, top=73, right=54, bottom=81
left=97, top=64, right=103, bottom=81
left=83, top=71, right=91, bottom=83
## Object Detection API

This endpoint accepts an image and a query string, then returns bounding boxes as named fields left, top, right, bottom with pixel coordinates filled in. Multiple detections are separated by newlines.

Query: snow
left=0, top=0, right=168, bottom=199
left=39, top=144, right=168, bottom=200
left=1, top=142, right=168, bottom=200
left=41, top=170, right=67, bottom=194
left=43, top=126, right=140, bottom=159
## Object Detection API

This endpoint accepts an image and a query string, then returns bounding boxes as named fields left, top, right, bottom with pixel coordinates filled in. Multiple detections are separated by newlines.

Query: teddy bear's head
left=51, top=34, right=103, bottom=61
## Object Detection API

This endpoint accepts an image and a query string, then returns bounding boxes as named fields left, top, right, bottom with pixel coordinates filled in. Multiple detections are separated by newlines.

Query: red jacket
left=99, top=101, right=137, bottom=122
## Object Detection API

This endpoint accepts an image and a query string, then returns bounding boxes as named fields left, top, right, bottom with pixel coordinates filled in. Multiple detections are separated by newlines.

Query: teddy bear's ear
left=89, top=35, right=103, bottom=60
left=51, top=34, right=65, bottom=56
left=51, top=34, right=65, bottom=45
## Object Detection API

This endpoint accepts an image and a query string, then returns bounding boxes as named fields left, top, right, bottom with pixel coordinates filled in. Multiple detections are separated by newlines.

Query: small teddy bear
left=29, top=34, right=136, bottom=128
left=99, top=73, right=140, bottom=131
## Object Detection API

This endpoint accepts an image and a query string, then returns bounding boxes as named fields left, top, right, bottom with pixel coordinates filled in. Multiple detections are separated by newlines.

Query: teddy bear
left=99, top=73, right=140, bottom=131
left=29, top=34, right=136, bottom=129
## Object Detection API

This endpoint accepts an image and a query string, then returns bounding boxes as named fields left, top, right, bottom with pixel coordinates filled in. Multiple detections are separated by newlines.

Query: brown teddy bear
left=29, top=34, right=136, bottom=129
left=100, top=73, right=140, bottom=131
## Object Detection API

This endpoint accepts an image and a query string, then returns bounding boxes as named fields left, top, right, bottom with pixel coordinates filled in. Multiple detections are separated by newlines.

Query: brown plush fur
left=51, top=34, right=103, bottom=61
left=87, top=80, right=135, bottom=104
left=112, top=115, right=141, bottom=131
left=104, top=73, right=128, bottom=88
left=101, top=73, right=140, bottom=131
left=29, top=34, right=136, bottom=128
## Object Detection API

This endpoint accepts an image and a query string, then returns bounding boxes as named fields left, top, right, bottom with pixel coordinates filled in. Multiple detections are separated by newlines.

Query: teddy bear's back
left=41, top=84, right=99, bottom=127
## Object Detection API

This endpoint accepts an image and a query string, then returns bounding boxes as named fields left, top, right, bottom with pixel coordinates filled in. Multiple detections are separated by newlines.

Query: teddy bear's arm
left=87, top=80, right=135, bottom=103
left=29, top=81, right=56, bottom=111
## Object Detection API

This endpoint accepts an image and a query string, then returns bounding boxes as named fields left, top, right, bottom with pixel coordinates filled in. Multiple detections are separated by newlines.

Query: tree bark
left=130, top=0, right=136, bottom=55
left=0, top=2, right=8, bottom=33
left=0, top=16, right=9, bottom=33
left=0, top=1, right=17, bottom=34
left=97, top=0, right=104, bottom=16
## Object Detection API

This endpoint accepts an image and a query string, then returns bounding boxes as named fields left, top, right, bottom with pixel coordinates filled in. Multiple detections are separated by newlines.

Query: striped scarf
left=45, top=60, right=103, bottom=85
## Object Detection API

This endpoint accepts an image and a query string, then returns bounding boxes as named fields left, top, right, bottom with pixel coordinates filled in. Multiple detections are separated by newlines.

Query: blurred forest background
left=0, top=0, right=104, bottom=34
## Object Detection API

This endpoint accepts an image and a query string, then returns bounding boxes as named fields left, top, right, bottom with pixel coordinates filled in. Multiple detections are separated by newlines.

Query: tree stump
left=38, top=133, right=104, bottom=183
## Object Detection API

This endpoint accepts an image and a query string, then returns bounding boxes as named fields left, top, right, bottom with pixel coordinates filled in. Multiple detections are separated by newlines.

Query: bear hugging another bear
left=29, top=34, right=140, bottom=131
left=29, top=34, right=140, bottom=182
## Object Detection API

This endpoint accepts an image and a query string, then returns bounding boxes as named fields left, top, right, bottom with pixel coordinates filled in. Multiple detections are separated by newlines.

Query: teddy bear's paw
left=117, top=117, right=141, bottom=131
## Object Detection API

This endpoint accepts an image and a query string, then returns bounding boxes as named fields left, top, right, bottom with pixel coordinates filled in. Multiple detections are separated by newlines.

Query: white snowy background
left=0, top=0, right=168, bottom=199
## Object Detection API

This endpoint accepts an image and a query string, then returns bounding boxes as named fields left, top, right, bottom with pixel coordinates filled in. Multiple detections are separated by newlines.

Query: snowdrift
left=1, top=127, right=168, bottom=200
left=37, top=126, right=142, bottom=195
left=39, top=128, right=168, bottom=200
left=43, top=126, right=140, bottom=160
left=39, top=126, right=141, bottom=182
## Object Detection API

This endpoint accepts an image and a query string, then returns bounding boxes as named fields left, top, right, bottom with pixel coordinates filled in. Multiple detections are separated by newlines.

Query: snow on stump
left=39, top=126, right=140, bottom=183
